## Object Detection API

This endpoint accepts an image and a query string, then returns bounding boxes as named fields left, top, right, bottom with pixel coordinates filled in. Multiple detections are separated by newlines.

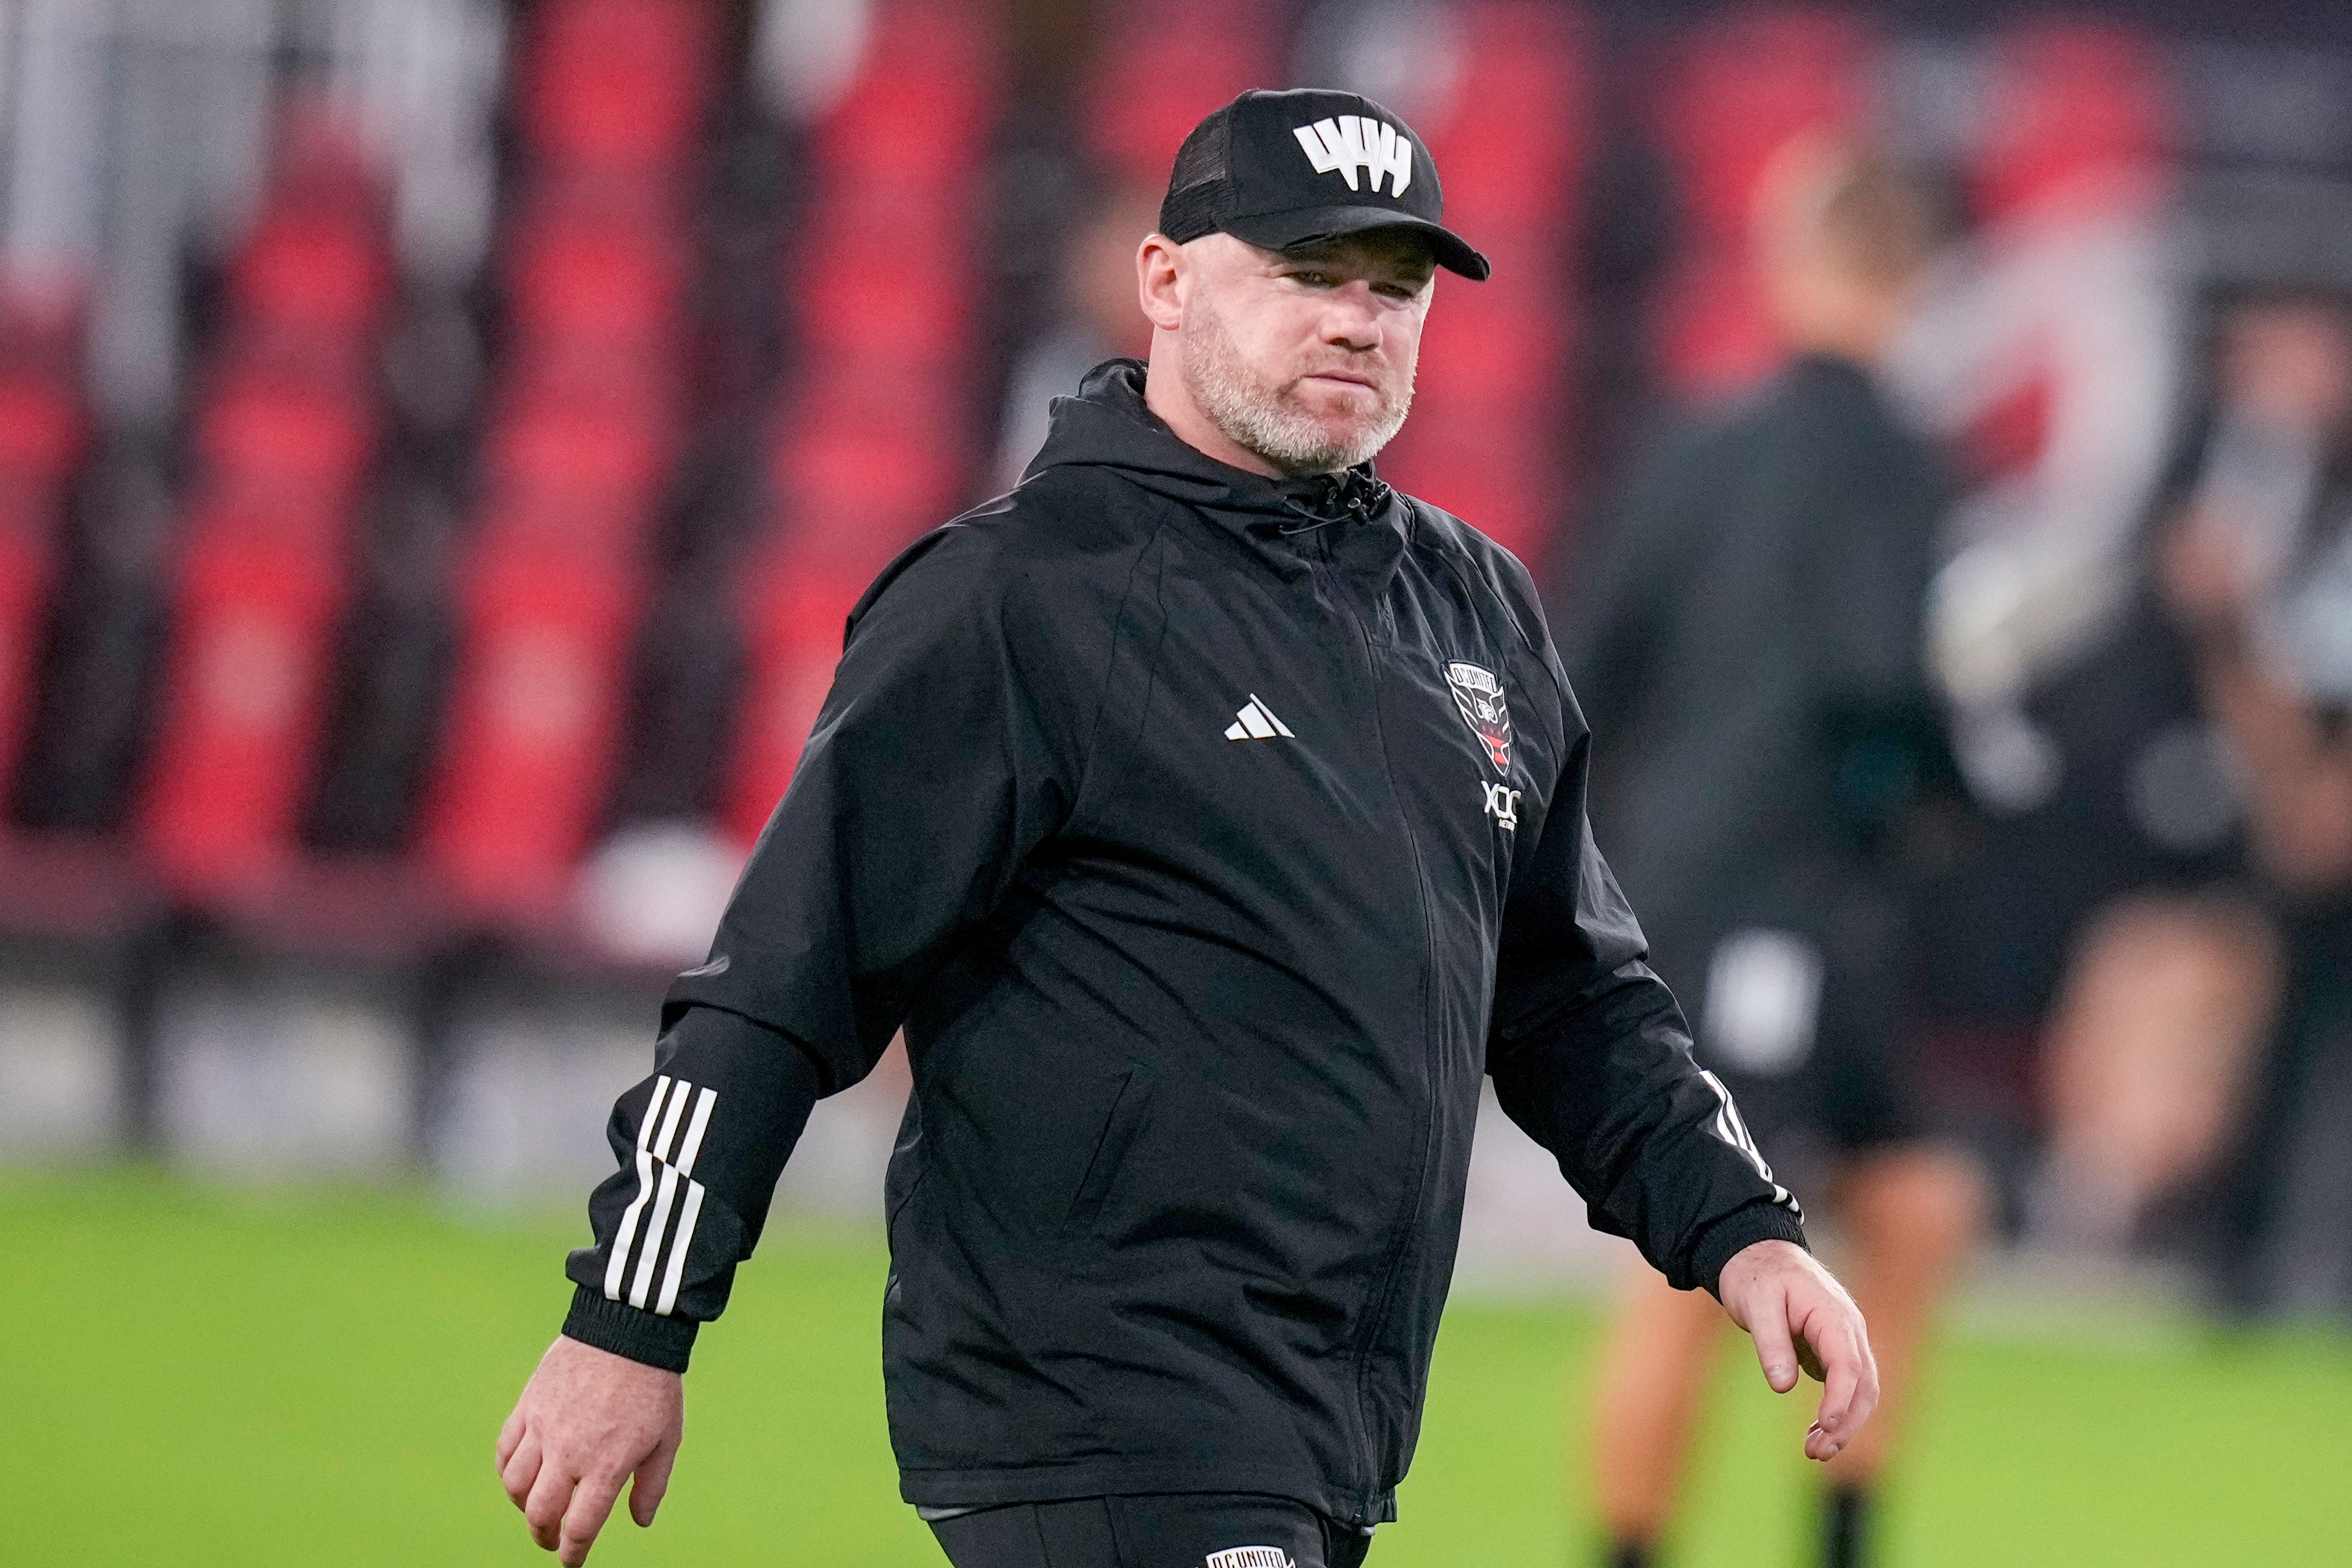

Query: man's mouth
left=1302, top=371, right=1377, bottom=391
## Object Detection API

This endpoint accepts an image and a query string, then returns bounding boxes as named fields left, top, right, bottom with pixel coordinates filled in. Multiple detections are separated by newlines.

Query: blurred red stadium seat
left=504, top=203, right=689, bottom=349
left=1421, top=4, right=1590, bottom=233
left=481, top=397, right=672, bottom=523
left=0, top=376, right=88, bottom=490
left=811, top=0, right=1001, bottom=187
left=139, top=525, right=347, bottom=899
left=1081, top=0, right=1275, bottom=180
left=116, top=104, right=397, bottom=905
left=411, top=0, right=727, bottom=910
left=230, top=210, right=393, bottom=343
left=0, top=510, right=52, bottom=802
left=1375, top=1, right=1589, bottom=573
left=263, top=97, right=386, bottom=219
left=1648, top=248, right=1780, bottom=405
left=0, top=271, right=90, bottom=382
left=1645, top=3, right=1872, bottom=400
left=1408, top=277, right=1567, bottom=402
left=516, top=0, right=716, bottom=174
left=0, top=272, right=88, bottom=827
left=1971, top=20, right=2175, bottom=223
left=722, top=558, right=867, bottom=845
left=420, top=535, right=641, bottom=916
left=767, top=413, right=960, bottom=565
left=719, top=0, right=1007, bottom=832
left=1654, top=4, right=1869, bottom=245
left=793, top=253, right=974, bottom=370
left=192, top=381, right=373, bottom=508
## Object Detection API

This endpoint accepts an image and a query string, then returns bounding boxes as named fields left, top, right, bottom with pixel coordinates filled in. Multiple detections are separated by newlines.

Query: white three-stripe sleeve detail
left=603, top=1077, right=672, bottom=1299
left=631, top=1165, right=681, bottom=1309
left=1698, top=1069, right=1776, bottom=1182
left=654, top=1181, right=706, bottom=1316
left=651, top=1077, right=693, bottom=1160
left=644, top=1100, right=715, bottom=1316
left=674, top=1087, right=717, bottom=1176
left=605, top=1151, right=654, bottom=1299
left=1700, top=1068, right=1795, bottom=1207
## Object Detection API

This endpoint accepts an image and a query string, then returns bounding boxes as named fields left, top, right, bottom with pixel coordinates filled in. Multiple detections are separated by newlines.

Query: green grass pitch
left=5, top=1168, right=2347, bottom=1565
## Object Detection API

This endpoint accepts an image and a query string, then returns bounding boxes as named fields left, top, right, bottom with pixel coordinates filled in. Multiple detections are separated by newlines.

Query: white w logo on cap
left=1291, top=115, right=1413, bottom=199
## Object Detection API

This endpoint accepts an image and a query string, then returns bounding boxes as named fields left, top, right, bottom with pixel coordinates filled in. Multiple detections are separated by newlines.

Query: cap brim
left=1225, top=206, right=1492, bottom=281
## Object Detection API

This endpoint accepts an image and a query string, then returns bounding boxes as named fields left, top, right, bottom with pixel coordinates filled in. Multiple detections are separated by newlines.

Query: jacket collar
left=1025, top=358, right=1409, bottom=583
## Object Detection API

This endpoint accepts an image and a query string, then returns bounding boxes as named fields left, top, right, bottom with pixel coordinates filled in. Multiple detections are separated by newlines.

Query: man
left=498, top=90, right=1876, bottom=1568
left=1568, top=141, right=1981, bottom=1568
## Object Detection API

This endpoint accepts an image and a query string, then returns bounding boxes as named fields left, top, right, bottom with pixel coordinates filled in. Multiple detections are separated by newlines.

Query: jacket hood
left=1025, top=358, right=1404, bottom=541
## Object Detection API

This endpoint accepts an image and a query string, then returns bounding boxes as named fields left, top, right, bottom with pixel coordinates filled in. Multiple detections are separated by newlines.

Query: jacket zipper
left=1318, top=555, right=1443, bottom=1526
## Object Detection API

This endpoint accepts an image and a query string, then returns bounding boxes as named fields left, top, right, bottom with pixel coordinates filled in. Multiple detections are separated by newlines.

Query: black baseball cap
left=1158, top=88, right=1491, bottom=282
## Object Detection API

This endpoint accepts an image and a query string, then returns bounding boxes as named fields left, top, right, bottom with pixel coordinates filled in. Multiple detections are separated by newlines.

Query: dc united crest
left=1446, top=661, right=1512, bottom=774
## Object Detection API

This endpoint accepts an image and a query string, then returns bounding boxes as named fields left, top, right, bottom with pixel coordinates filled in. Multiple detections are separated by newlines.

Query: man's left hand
left=1716, top=1238, right=1879, bottom=1462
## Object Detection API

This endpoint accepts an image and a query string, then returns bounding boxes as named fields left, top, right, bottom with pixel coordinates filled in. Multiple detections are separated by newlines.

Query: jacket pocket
left=1060, top=1062, right=1154, bottom=1236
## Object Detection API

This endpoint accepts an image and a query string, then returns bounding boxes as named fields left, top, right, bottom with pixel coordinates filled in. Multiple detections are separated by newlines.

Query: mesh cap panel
left=1158, top=109, right=1233, bottom=243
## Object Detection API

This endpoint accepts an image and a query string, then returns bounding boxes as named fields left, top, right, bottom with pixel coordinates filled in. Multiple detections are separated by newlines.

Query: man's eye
left=1291, top=270, right=1333, bottom=287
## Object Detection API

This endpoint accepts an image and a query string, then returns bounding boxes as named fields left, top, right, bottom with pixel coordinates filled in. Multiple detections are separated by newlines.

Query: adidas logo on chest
left=1224, top=694, right=1294, bottom=741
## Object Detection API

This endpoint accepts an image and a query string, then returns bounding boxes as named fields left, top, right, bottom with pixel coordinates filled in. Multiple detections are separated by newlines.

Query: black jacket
left=559, top=359, right=1806, bottom=1527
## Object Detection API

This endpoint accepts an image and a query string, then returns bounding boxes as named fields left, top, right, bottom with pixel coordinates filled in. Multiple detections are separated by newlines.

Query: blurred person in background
left=1964, top=287, right=2352, bottom=1302
left=2150, top=290, right=2352, bottom=1316
left=991, top=177, right=1162, bottom=492
left=1566, top=141, right=1983, bottom=1568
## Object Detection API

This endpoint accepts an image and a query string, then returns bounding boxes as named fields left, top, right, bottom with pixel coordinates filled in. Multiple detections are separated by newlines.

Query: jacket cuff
left=561, top=1284, right=699, bottom=1373
left=1691, top=1202, right=1811, bottom=1300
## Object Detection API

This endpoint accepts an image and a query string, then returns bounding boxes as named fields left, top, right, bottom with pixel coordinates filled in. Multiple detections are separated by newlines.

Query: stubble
left=1180, top=288, right=1414, bottom=476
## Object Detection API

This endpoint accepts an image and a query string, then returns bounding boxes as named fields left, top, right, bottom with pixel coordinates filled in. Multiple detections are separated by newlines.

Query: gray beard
left=1180, top=294, right=1413, bottom=476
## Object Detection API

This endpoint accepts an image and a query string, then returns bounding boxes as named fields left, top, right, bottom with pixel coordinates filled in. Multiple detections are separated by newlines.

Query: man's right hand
left=497, top=1335, right=684, bottom=1567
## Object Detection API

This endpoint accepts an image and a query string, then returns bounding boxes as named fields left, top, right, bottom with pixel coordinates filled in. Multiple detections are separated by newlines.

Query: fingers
left=1744, top=1277, right=1801, bottom=1394
left=1798, top=1301, right=1880, bottom=1464
left=498, top=1404, right=526, bottom=1473
left=630, top=1434, right=679, bottom=1528
left=498, top=1336, right=684, bottom=1558
left=1805, top=1342, right=1861, bottom=1462
left=1796, top=1338, right=1828, bottom=1383
left=558, top=1473, right=624, bottom=1567
left=524, top=1459, right=576, bottom=1553
left=501, top=1428, right=543, bottom=1512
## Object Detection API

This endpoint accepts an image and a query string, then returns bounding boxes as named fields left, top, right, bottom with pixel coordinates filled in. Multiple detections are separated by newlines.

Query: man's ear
left=1137, top=234, right=1187, bottom=333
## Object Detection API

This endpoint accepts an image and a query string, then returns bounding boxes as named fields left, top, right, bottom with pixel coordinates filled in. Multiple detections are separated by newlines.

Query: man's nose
left=1319, top=284, right=1384, bottom=352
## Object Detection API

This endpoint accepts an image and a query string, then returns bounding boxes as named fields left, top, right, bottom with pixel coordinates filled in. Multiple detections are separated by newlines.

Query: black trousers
left=927, top=1493, right=1376, bottom=1568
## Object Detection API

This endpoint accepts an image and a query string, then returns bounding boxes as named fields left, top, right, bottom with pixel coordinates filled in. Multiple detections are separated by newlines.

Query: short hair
left=1768, top=140, right=1936, bottom=288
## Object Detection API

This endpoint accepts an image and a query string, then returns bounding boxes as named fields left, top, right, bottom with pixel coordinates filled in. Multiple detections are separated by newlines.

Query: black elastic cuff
left=1692, top=1203, right=1811, bottom=1301
left=561, top=1284, right=699, bottom=1373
